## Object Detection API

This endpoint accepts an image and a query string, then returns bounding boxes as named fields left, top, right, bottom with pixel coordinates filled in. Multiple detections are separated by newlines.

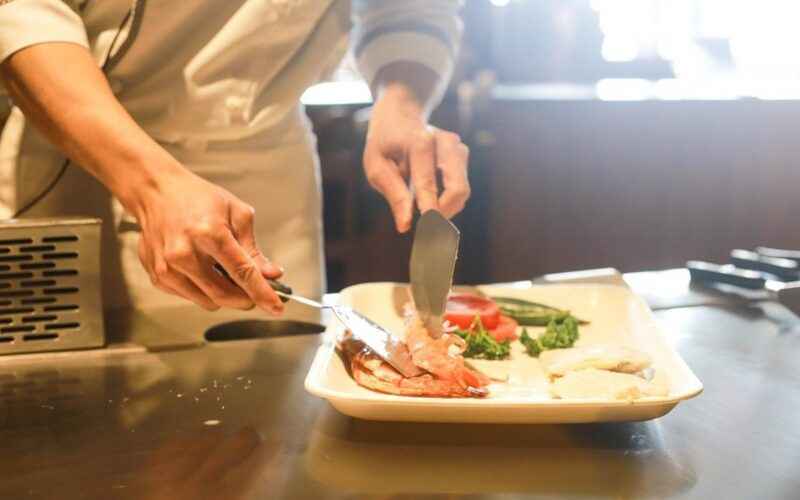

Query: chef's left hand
left=363, top=83, right=470, bottom=233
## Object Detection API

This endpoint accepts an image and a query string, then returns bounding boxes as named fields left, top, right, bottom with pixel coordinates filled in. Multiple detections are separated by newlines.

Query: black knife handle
left=730, top=249, right=798, bottom=281
left=267, top=279, right=293, bottom=297
left=756, top=246, right=800, bottom=264
left=213, top=263, right=292, bottom=302
left=687, top=260, right=766, bottom=290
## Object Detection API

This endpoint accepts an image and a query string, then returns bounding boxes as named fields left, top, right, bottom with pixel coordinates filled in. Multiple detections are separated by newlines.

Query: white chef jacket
left=0, top=0, right=462, bottom=309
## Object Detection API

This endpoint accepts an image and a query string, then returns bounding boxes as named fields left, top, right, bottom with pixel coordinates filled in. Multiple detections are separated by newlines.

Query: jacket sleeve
left=351, top=0, right=463, bottom=99
left=0, top=0, right=88, bottom=64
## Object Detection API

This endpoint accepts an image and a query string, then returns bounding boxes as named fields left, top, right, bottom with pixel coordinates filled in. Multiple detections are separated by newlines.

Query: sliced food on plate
left=492, top=296, right=588, bottom=326
left=445, top=293, right=519, bottom=342
left=539, top=345, right=652, bottom=378
left=339, top=312, right=490, bottom=398
left=337, top=291, right=668, bottom=401
left=540, top=345, right=669, bottom=400
left=551, top=368, right=669, bottom=400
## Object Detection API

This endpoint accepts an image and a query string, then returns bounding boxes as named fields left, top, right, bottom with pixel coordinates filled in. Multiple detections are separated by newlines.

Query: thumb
left=258, top=258, right=283, bottom=279
left=230, top=202, right=283, bottom=280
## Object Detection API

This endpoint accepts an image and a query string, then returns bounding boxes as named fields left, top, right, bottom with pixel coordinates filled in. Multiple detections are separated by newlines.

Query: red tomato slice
left=445, top=294, right=500, bottom=330
left=488, top=315, right=519, bottom=342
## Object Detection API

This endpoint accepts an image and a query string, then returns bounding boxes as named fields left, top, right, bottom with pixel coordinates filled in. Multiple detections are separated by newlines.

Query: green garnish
left=519, top=329, right=542, bottom=357
left=491, top=296, right=588, bottom=326
left=454, top=317, right=511, bottom=360
left=519, top=316, right=580, bottom=357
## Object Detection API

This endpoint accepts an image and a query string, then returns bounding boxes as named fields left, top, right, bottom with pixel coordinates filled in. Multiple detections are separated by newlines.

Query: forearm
left=1, top=44, right=284, bottom=313
left=0, top=42, right=182, bottom=212
left=353, top=0, right=462, bottom=119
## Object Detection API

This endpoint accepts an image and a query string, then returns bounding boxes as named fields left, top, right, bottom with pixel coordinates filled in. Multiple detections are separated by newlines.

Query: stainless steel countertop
left=1, top=270, right=798, bottom=499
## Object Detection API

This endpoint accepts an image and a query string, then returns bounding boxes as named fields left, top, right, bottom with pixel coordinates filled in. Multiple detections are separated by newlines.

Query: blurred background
left=307, top=0, right=800, bottom=291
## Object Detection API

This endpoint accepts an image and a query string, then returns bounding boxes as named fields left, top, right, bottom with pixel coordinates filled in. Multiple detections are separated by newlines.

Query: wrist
left=373, top=83, right=429, bottom=130
left=373, top=61, right=440, bottom=119
left=377, top=82, right=425, bottom=113
left=111, top=147, right=187, bottom=218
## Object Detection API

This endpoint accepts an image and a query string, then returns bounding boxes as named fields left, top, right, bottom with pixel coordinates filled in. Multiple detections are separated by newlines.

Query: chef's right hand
left=127, top=167, right=285, bottom=313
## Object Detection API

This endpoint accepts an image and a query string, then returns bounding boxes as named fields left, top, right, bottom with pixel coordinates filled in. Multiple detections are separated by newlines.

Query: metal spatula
left=409, top=210, right=461, bottom=338
left=214, top=264, right=423, bottom=377
left=271, top=287, right=424, bottom=378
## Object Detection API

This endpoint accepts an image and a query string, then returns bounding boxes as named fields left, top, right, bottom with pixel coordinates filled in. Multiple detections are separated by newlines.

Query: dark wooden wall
left=311, top=97, right=800, bottom=290
left=483, top=98, right=800, bottom=282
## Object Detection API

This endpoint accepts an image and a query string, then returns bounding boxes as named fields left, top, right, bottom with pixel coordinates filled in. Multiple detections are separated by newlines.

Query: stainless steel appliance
left=0, top=217, right=104, bottom=355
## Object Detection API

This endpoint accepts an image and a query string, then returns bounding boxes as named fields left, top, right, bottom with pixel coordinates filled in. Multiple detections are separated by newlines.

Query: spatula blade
left=332, top=306, right=423, bottom=378
left=410, top=210, right=460, bottom=338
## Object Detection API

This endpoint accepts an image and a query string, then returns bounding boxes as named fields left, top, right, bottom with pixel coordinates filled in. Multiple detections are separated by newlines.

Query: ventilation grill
left=0, top=218, right=103, bottom=355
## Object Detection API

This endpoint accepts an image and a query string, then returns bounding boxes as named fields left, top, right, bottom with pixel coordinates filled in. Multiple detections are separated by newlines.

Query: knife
left=756, top=246, right=800, bottom=263
left=687, top=260, right=800, bottom=314
left=409, top=210, right=460, bottom=338
left=729, top=249, right=799, bottom=281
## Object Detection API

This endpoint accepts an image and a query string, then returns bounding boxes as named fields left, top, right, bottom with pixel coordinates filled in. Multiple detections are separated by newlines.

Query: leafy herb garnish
left=454, top=317, right=511, bottom=360
left=519, top=316, right=580, bottom=357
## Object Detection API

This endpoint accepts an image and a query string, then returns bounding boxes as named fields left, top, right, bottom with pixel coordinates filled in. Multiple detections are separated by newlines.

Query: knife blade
left=687, top=260, right=800, bottom=315
left=409, top=210, right=460, bottom=338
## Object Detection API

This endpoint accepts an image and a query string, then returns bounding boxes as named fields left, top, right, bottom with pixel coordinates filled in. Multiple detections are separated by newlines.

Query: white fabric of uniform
left=0, top=0, right=461, bottom=309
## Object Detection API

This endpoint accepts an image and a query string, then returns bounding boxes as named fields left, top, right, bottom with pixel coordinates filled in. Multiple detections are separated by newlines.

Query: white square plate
left=304, top=282, right=702, bottom=423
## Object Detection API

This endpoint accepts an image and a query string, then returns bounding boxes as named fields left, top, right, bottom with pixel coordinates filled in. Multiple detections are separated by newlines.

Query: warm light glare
left=595, top=78, right=651, bottom=101
left=301, top=81, right=372, bottom=106
left=592, top=0, right=800, bottom=83
left=736, top=79, right=800, bottom=100
left=729, top=1, right=800, bottom=80
left=601, top=36, right=638, bottom=62
left=653, top=79, right=737, bottom=100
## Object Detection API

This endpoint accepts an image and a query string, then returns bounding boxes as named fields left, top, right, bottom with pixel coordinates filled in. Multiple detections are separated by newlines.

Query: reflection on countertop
left=306, top=405, right=696, bottom=498
left=1, top=270, right=799, bottom=499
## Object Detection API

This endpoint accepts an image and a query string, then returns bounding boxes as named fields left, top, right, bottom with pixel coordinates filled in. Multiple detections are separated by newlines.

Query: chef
left=0, top=0, right=470, bottom=314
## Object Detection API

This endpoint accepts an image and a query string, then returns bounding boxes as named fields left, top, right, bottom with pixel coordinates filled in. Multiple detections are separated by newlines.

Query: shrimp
left=349, top=348, right=487, bottom=398
left=404, top=315, right=491, bottom=390
left=339, top=313, right=490, bottom=398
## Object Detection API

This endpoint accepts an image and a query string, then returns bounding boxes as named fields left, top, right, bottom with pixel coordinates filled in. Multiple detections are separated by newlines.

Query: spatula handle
left=213, top=263, right=293, bottom=303
left=687, top=260, right=766, bottom=290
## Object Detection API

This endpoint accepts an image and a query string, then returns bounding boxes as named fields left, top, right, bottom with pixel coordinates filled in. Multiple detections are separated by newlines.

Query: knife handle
left=687, top=260, right=766, bottom=290
left=730, top=249, right=798, bottom=281
left=213, top=263, right=292, bottom=302
left=267, top=279, right=293, bottom=299
left=756, top=246, right=800, bottom=264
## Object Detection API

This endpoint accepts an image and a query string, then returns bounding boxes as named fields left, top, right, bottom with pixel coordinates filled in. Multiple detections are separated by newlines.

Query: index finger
left=199, top=230, right=283, bottom=314
left=409, top=131, right=439, bottom=214
left=364, top=150, right=414, bottom=232
left=435, top=132, right=470, bottom=218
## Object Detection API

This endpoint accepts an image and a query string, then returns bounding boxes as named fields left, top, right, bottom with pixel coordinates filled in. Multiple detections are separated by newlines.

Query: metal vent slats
left=0, top=233, right=81, bottom=349
left=0, top=234, right=81, bottom=345
left=0, top=218, right=104, bottom=355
